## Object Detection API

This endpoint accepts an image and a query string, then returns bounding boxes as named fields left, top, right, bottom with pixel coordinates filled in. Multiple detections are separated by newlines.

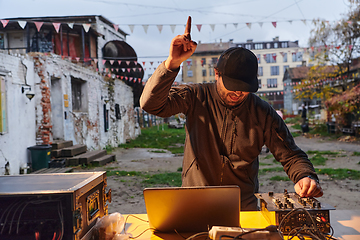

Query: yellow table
left=122, top=210, right=360, bottom=240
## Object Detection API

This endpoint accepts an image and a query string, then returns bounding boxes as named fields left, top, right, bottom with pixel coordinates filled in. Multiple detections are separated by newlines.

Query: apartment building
left=182, top=37, right=315, bottom=110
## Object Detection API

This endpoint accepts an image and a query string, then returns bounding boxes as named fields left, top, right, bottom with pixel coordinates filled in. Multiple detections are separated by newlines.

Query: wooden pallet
left=30, top=167, right=74, bottom=174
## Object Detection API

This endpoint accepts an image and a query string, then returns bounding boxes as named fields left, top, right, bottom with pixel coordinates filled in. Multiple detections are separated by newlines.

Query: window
left=283, top=65, right=289, bottom=73
left=245, top=43, right=252, bottom=50
left=0, top=75, right=7, bottom=133
left=270, top=66, right=279, bottom=76
left=254, top=43, right=263, bottom=50
left=0, top=33, right=4, bottom=49
left=201, top=58, right=206, bottom=66
left=187, top=70, right=193, bottom=77
left=267, top=78, right=277, bottom=88
left=211, top=58, right=218, bottom=65
left=257, top=54, right=261, bottom=64
left=258, top=79, right=262, bottom=89
left=71, top=77, right=88, bottom=112
left=292, top=52, right=303, bottom=62
left=258, top=66, right=263, bottom=76
left=209, top=67, right=214, bottom=76
left=202, top=69, right=207, bottom=77
left=274, top=42, right=278, bottom=48
left=281, top=42, right=288, bottom=48
left=265, top=53, right=276, bottom=63
left=266, top=43, right=271, bottom=49
left=283, top=53, right=287, bottom=62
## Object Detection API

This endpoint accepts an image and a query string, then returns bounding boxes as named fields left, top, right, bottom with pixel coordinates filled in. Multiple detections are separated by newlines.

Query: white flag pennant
left=83, top=24, right=91, bottom=32
left=210, top=24, right=215, bottom=32
left=18, top=21, right=27, bottom=29
left=142, top=25, right=149, bottom=34
left=246, top=23, right=251, bottom=29
left=233, top=23, right=238, bottom=28
left=129, top=25, right=135, bottom=33
left=258, top=22, right=263, bottom=28
left=157, top=25, right=163, bottom=33
left=68, top=23, right=74, bottom=29
left=170, top=24, right=176, bottom=33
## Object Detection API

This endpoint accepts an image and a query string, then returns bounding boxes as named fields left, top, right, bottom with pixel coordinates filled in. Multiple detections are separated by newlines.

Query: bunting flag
left=134, top=61, right=137, bottom=65
left=210, top=24, right=215, bottom=31
left=258, top=22, right=263, bottom=28
left=1, top=19, right=9, bottom=28
left=126, top=61, right=130, bottom=65
left=302, top=19, right=307, bottom=25
left=34, top=22, right=43, bottom=32
left=52, top=23, right=61, bottom=33
left=113, top=24, right=119, bottom=32
left=156, top=25, right=163, bottom=33
left=196, top=24, right=202, bottom=32
left=246, top=23, right=251, bottom=29
left=18, top=21, right=27, bottom=29
left=110, top=60, right=114, bottom=65
left=142, top=25, right=149, bottom=34
left=128, top=25, right=135, bottom=33
left=271, top=22, right=277, bottom=28
left=68, top=23, right=74, bottom=29
left=118, top=60, right=121, bottom=65
left=82, top=24, right=91, bottom=32
left=288, top=20, right=293, bottom=25
left=102, top=60, right=106, bottom=65
left=170, top=24, right=176, bottom=33
left=76, top=57, right=80, bottom=62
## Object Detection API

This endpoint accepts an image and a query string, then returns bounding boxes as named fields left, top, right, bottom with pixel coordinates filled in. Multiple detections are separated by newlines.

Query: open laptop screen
left=143, top=185, right=241, bottom=233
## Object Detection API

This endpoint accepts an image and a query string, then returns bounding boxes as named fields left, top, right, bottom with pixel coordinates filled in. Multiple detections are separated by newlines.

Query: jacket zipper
left=220, top=109, right=229, bottom=184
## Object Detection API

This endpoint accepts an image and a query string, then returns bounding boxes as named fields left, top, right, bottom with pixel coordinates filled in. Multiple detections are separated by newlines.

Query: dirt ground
left=74, top=134, right=360, bottom=215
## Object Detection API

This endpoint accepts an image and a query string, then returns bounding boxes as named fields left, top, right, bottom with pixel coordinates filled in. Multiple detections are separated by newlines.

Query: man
left=140, top=17, right=323, bottom=210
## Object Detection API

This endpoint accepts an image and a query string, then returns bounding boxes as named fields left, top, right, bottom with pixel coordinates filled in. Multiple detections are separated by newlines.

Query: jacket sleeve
left=264, top=108, right=319, bottom=184
left=140, top=62, right=192, bottom=117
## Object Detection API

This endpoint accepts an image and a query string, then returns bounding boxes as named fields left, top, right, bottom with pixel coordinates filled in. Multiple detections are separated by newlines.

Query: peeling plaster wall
left=0, top=51, right=36, bottom=175
left=0, top=51, right=139, bottom=175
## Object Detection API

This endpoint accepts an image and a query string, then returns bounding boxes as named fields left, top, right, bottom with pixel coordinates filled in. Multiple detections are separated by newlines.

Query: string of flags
left=1, top=18, right=357, bottom=35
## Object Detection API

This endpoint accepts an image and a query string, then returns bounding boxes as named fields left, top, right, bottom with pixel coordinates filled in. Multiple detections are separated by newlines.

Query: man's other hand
left=165, top=16, right=197, bottom=70
left=294, top=177, right=323, bottom=198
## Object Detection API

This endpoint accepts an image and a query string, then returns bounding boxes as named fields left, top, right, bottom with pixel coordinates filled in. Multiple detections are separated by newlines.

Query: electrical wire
left=185, top=231, right=209, bottom=240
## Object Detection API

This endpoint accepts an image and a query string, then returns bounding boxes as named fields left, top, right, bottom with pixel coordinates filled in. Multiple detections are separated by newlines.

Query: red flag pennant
left=186, top=60, right=191, bottom=66
left=34, top=22, right=43, bottom=32
left=127, top=68, right=131, bottom=72
left=102, top=60, right=106, bottom=64
left=196, top=24, right=202, bottom=32
left=130, top=77, right=133, bottom=81
left=120, top=76, right=124, bottom=80
left=125, top=76, right=128, bottom=80
left=150, top=62, right=154, bottom=66
left=52, top=23, right=61, bottom=33
left=118, top=60, right=122, bottom=65
left=272, top=54, right=276, bottom=61
left=76, top=57, right=80, bottom=62
left=113, top=24, right=119, bottom=32
left=142, top=61, right=146, bottom=66
left=1, top=20, right=9, bottom=28
left=271, top=22, right=277, bottom=28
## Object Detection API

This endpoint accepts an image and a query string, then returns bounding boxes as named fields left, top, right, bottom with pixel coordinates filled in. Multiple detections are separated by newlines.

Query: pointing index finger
left=184, top=16, right=191, bottom=39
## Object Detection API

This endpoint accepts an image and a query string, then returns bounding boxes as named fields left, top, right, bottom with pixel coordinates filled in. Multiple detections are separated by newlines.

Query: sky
left=0, top=0, right=353, bottom=79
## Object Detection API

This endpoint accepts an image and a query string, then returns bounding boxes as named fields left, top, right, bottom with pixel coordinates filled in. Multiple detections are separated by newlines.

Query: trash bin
left=27, top=144, right=52, bottom=171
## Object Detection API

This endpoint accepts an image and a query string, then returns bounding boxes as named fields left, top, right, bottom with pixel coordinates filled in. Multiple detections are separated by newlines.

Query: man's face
left=215, top=69, right=249, bottom=107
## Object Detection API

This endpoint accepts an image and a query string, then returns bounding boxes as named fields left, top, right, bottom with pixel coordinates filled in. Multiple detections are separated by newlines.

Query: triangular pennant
left=76, top=57, right=80, bottom=62
left=224, top=24, right=227, bottom=28
left=102, top=60, right=106, bottom=64
left=138, top=68, right=142, bottom=71
left=94, top=59, right=98, bottom=64
left=288, top=20, right=293, bottom=24
left=157, top=25, right=163, bottom=33
left=18, top=21, right=27, bottom=29
left=126, top=61, right=130, bottom=65
left=246, top=23, right=251, bottom=29
left=170, top=24, right=176, bottom=33
left=34, top=22, right=43, bottom=32
left=196, top=24, right=202, bottom=32
left=118, top=60, right=121, bottom=65
left=134, top=61, right=137, bottom=65
left=271, top=22, right=277, bottom=28
left=1, top=20, right=9, bottom=28
left=52, top=23, right=61, bottom=33
left=67, top=23, right=74, bottom=29
left=130, top=77, right=133, bottom=81
left=210, top=24, right=215, bottom=31
left=142, top=61, right=146, bottom=66
left=129, top=25, right=135, bottom=33
left=301, top=19, right=307, bottom=25
left=127, top=68, right=131, bottom=72
left=233, top=23, right=238, bottom=28
left=150, top=61, right=154, bottom=66
left=83, top=24, right=91, bottom=32
left=120, top=76, right=124, bottom=80
left=258, top=22, right=263, bottom=28
left=113, top=24, right=119, bottom=32
left=142, top=25, right=149, bottom=34
left=133, top=68, right=136, bottom=72
left=110, top=60, right=114, bottom=65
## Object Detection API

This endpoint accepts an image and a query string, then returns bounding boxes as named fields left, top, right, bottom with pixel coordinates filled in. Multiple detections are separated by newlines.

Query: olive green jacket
left=140, top=62, right=318, bottom=210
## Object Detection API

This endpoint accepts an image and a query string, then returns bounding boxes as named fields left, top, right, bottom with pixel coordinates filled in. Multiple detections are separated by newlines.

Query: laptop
left=143, top=185, right=241, bottom=233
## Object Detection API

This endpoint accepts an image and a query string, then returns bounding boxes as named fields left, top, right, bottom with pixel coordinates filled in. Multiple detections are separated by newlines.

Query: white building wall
left=0, top=51, right=139, bottom=175
left=0, top=52, right=36, bottom=175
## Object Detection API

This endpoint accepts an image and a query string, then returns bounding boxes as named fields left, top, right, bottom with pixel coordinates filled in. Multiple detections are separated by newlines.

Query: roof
left=194, top=41, right=235, bottom=55
left=287, top=66, right=310, bottom=80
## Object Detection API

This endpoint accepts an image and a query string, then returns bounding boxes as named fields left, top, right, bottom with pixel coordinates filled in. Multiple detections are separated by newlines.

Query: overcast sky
left=0, top=0, right=352, bottom=77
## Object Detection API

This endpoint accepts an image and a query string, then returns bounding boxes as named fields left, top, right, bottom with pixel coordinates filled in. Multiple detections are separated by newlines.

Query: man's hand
left=165, top=16, right=197, bottom=70
left=294, top=177, right=323, bottom=198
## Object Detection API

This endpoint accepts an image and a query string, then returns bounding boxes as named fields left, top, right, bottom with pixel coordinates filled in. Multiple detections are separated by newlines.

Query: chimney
left=273, top=36, right=279, bottom=41
left=246, top=39, right=253, bottom=43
